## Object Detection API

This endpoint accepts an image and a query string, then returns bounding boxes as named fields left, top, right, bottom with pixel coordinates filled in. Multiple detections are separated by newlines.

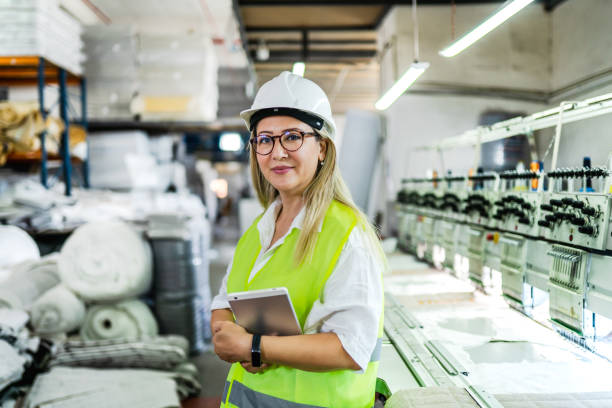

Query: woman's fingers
left=240, top=361, right=270, bottom=374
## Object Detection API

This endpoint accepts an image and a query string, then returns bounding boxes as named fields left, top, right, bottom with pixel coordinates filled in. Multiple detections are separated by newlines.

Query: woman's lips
left=271, top=166, right=292, bottom=175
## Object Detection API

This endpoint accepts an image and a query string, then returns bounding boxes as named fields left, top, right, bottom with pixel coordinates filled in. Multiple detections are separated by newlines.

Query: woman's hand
left=212, top=320, right=252, bottom=363
left=241, top=361, right=271, bottom=374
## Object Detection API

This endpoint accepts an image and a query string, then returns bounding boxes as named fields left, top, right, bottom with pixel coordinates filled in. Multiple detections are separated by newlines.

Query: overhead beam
left=239, top=0, right=503, bottom=5
left=544, top=0, right=567, bottom=12
left=246, top=25, right=375, bottom=32
left=249, top=49, right=376, bottom=62
left=248, top=39, right=376, bottom=45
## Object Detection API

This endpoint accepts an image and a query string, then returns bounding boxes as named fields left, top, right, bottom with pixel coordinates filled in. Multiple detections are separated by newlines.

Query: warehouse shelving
left=0, top=56, right=89, bottom=196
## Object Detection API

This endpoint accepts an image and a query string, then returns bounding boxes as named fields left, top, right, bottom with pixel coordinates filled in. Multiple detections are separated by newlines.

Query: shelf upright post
left=37, top=57, right=48, bottom=188
left=80, top=77, right=90, bottom=188
left=58, top=68, right=72, bottom=196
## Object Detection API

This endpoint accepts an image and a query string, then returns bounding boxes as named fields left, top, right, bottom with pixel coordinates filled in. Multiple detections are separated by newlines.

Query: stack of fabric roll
left=58, top=221, right=158, bottom=342
left=0, top=222, right=157, bottom=341
left=148, top=213, right=211, bottom=354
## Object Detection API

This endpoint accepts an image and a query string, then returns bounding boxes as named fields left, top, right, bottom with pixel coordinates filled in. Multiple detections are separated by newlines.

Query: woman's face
left=254, top=115, right=326, bottom=197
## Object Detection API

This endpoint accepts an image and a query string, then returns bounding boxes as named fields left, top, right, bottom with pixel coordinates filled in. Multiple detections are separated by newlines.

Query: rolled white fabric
left=59, top=222, right=152, bottom=302
left=0, top=254, right=60, bottom=310
left=80, top=299, right=158, bottom=341
left=30, top=284, right=86, bottom=335
left=0, top=226, right=40, bottom=270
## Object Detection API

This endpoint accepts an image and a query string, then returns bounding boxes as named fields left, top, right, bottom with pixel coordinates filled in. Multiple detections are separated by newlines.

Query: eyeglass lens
left=252, top=131, right=304, bottom=154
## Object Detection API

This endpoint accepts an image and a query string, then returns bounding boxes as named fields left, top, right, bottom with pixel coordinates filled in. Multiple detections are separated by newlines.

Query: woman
left=211, top=71, right=385, bottom=408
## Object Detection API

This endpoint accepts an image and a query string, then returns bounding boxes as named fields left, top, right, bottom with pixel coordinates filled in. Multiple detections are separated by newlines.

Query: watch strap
left=251, top=334, right=262, bottom=367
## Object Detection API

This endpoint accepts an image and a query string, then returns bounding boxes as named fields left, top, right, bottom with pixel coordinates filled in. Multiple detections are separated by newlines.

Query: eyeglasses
left=249, top=129, right=317, bottom=155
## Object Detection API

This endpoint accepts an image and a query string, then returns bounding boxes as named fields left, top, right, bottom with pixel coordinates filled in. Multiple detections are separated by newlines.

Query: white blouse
left=211, top=199, right=384, bottom=371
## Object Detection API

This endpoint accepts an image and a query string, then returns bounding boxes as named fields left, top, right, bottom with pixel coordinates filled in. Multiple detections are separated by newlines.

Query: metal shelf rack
left=0, top=56, right=89, bottom=196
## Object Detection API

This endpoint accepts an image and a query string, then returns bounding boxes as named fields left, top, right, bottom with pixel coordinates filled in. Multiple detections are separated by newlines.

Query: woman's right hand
left=240, top=361, right=271, bottom=374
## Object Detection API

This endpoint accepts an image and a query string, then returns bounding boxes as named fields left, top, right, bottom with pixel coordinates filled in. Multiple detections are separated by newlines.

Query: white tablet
left=228, top=287, right=302, bottom=336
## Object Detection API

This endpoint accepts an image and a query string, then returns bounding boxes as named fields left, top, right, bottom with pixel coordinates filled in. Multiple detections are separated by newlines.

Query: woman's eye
left=258, top=137, right=272, bottom=144
left=285, top=133, right=301, bottom=141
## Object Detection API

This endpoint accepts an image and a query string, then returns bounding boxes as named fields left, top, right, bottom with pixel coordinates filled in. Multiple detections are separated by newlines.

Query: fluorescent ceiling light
left=439, top=0, right=535, bottom=58
left=292, top=62, right=305, bottom=77
left=59, top=0, right=109, bottom=25
left=219, top=132, right=243, bottom=152
left=375, top=62, right=429, bottom=111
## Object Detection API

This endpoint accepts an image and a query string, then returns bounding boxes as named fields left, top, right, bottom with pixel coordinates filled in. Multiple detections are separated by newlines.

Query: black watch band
left=251, top=334, right=262, bottom=367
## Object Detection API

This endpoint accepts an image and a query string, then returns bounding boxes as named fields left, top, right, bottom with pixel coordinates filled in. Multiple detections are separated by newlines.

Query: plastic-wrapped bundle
left=149, top=214, right=211, bottom=353
left=0, top=225, right=40, bottom=276
left=150, top=238, right=208, bottom=298
left=59, top=222, right=152, bottom=302
left=0, top=254, right=60, bottom=310
left=30, top=284, right=85, bottom=335
left=80, top=299, right=158, bottom=341
left=154, top=296, right=207, bottom=354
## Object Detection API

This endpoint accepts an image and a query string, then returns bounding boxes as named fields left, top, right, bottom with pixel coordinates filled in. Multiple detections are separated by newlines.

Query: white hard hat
left=240, top=71, right=336, bottom=141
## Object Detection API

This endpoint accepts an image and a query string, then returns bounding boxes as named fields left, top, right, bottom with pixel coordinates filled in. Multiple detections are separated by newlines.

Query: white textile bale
left=0, top=254, right=60, bottom=310
left=30, top=284, right=85, bottom=335
left=59, top=222, right=152, bottom=302
left=0, top=225, right=40, bottom=270
left=80, top=299, right=158, bottom=341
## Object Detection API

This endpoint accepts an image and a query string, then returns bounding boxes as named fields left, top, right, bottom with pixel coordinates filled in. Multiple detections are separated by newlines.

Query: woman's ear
left=318, top=138, right=328, bottom=162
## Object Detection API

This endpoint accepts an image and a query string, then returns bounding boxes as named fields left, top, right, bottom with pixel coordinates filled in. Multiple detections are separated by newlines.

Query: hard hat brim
left=240, top=107, right=335, bottom=141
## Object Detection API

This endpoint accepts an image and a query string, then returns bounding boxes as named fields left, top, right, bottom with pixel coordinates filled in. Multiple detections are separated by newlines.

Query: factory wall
left=551, top=0, right=612, bottom=91
left=378, top=4, right=551, bottom=92
left=385, top=94, right=546, bottom=191
left=540, top=0, right=612, bottom=170
left=381, top=0, right=612, bottom=191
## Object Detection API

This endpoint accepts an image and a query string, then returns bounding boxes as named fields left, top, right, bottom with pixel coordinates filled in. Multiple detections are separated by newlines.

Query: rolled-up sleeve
left=303, top=226, right=384, bottom=371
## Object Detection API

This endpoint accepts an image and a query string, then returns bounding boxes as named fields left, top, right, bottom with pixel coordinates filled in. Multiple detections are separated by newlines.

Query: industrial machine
left=396, top=165, right=612, bottom=355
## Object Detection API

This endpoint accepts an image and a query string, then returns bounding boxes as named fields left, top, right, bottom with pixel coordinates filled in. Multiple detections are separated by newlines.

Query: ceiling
left=76, top=0, right=568, bottom=120
left=237, top=0, right=512, bottom=114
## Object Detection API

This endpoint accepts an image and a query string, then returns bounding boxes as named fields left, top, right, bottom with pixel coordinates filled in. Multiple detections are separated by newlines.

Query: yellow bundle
left=0, top=101, right=86, bottom=161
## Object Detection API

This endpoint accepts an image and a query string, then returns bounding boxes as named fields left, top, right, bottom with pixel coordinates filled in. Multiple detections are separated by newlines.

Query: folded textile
left=24, top=367, right=181, bottom=408
left=0, top=255, right=60, bottom=310
left=0, top=226, right=40, bottom=271
left=0, top=340, right=26, bottom=394
left=30, top=285, right=86, bottom=335
left=51, top=335, right=188, bottom=371
left=59, top=222, right=152, bottom=302
left=80, top=299, right=158, bottom=341
left=0, top=309, right=29, bottom=333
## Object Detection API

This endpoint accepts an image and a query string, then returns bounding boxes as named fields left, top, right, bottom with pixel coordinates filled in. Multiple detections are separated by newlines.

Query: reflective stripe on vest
left=223, top=379, right=379, bottom=408
left=224, top=201, right=384, bottom=408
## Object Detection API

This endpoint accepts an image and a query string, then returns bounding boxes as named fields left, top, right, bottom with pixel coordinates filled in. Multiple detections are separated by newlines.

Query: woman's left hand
left=212, top=320, right=252, bottom=363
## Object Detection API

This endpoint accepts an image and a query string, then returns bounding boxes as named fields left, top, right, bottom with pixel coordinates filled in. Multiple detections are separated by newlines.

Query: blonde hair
left=249, top=131, right=384, bottom=266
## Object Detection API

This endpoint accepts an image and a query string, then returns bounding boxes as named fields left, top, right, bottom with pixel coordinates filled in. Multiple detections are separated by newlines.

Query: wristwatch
left=251, top=334, right=262, bottom=367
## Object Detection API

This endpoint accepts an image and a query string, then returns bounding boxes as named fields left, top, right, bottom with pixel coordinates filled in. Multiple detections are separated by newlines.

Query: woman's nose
left=271, top=138, right=288, bottom=159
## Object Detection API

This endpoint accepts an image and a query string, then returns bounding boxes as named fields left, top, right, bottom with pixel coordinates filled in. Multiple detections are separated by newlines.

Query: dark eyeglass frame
left=249, top=129, right=318, bottom=155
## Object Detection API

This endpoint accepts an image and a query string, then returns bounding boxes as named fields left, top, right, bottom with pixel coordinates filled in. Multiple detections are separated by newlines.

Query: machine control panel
left=538, top=192, right=611, bottom=250
left=494, top=191, right=543, bottom=238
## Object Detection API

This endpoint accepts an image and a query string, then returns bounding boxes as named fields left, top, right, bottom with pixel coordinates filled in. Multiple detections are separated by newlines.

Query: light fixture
left=375, top=0, right=428, bottom=111
left=219, top=132, right=244, bottom=152
left=375, top=62, right=429, bottom=110
left=59, top=0, right=109, bottom=25
left=210, top=178, right=228, bottom=199
left=292, top=62, right=305, bottom=77
left=439, top=0, right=535, bottom=58
left=256, top=39, right=270, bottom=61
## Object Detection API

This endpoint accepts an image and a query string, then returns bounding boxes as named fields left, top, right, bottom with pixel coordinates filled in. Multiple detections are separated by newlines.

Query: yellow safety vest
left=222, top=200, right=383, bottom=408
